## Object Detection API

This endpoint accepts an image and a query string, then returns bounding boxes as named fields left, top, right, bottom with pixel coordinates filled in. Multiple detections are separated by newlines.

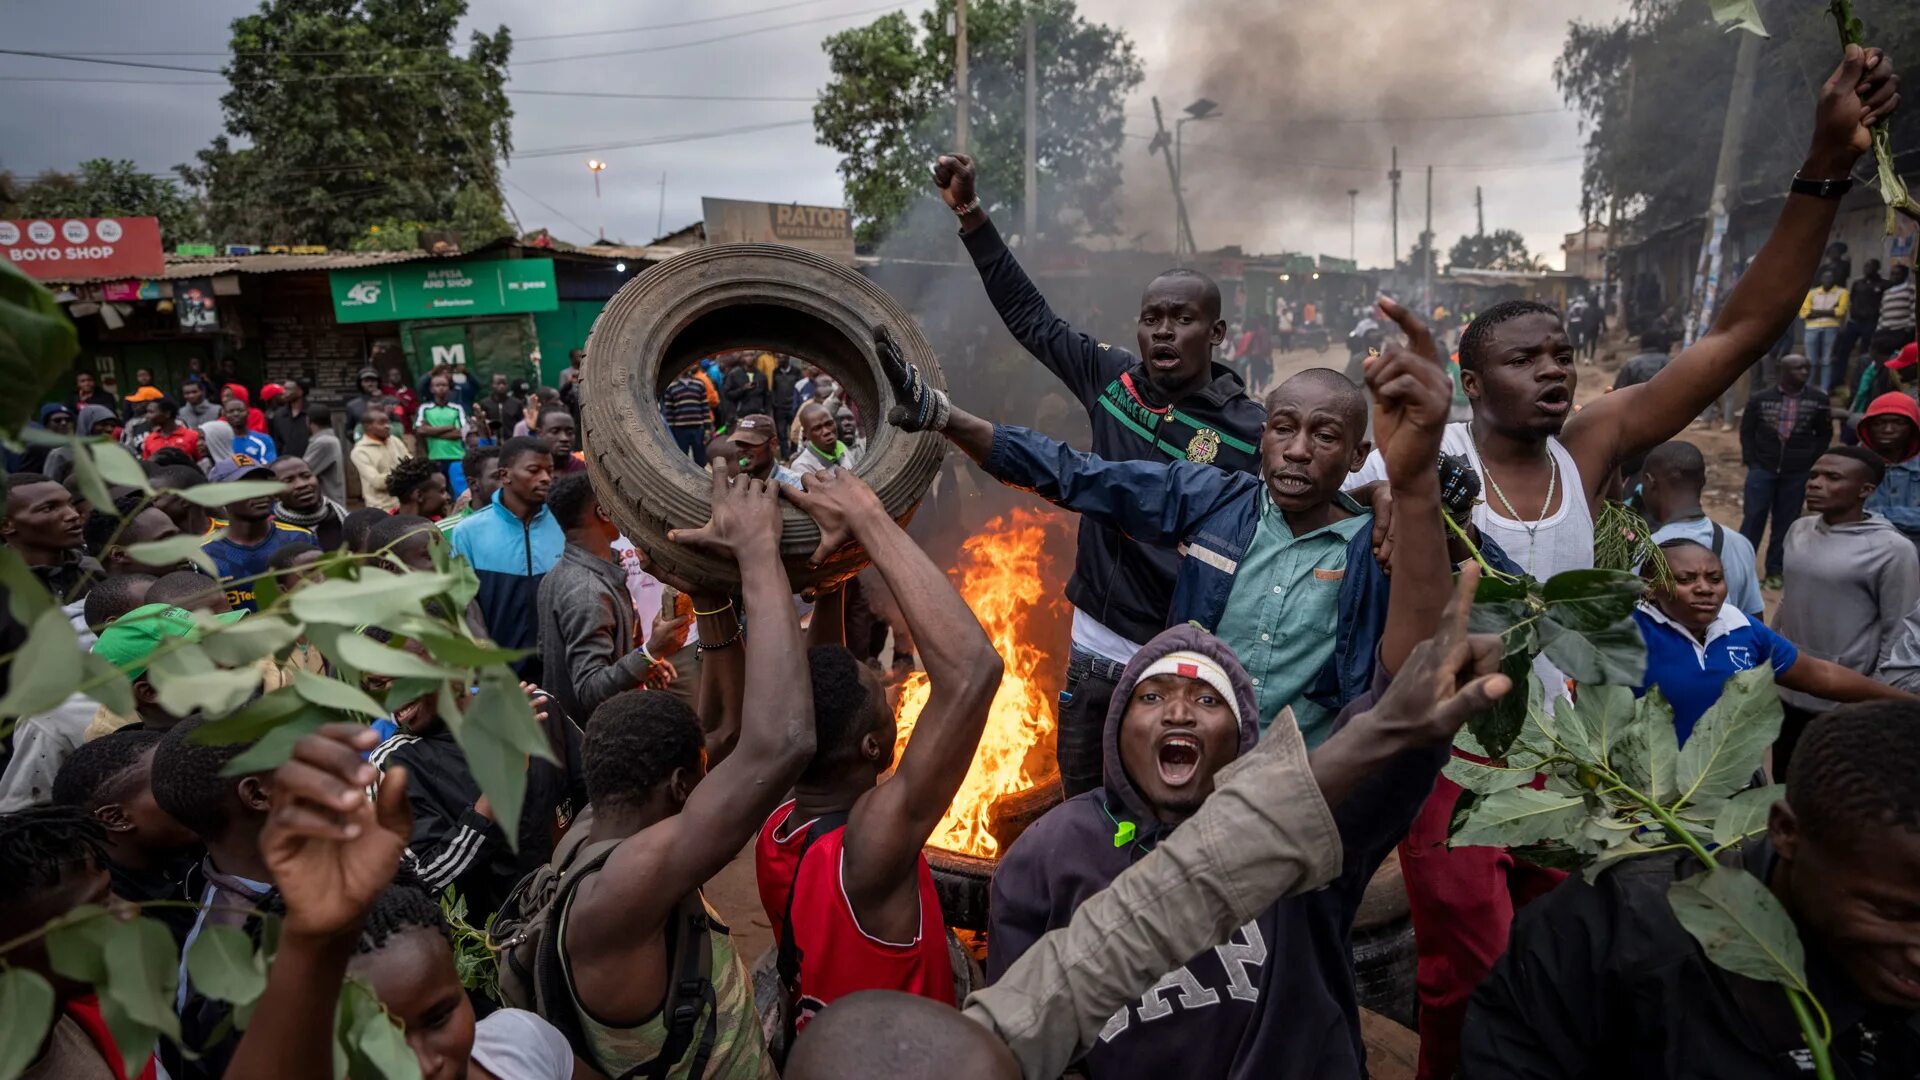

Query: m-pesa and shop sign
left=1, top=217, right=165, bottom=280
left=329, top=258, right=558, bottom=324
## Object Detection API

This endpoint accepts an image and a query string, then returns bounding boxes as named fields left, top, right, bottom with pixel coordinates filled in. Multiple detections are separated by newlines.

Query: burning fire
left=892, top=509, right=1066, bottom=858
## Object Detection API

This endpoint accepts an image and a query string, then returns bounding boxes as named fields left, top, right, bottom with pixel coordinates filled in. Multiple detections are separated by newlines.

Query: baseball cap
left=728, top=414, right=777, bottom=447
left=208, top=454, right=275, bottom=483
left=93, top=603, right=246, bottom=679
left=126, top=386, right=164, bottom=403
left=358, top=366, right=380, bottom=381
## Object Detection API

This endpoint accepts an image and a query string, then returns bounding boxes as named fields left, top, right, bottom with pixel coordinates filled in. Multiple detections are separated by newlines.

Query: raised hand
left=261, top=723, right=412, bottom=938
left=1364, top=297, right=1453, bottom=493
left=780, top=466, right=889, bottom=565
left=1810, top=45, right=1899, bottom=165
left=1361, top=563, right=1510, bottom=747
left=647, top=609, right=693, bottom=658
left=667, top=462, right=782, bottom=559
left=931, top=153, right=979, bottom=212
left=875, top=324, right=950, bottom=432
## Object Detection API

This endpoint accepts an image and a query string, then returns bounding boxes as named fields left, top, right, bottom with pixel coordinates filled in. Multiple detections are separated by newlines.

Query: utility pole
left=1475, top=186, right=1485, bottom=237
left=1022, top=11, right=1037, bottom=249
left=954, top=0, right=969, bottom=153
left=1686, top=29, right=1761, bottom=350
left=1423, top=164, right=1434, bottom=313
left=1147, top=98, right=1196, bottom=262
left=656, top=173, right=667, bottom=241
left=1347, top=188, right=1359, bottom=263
left=1388, top=146, right=1402, bottom=268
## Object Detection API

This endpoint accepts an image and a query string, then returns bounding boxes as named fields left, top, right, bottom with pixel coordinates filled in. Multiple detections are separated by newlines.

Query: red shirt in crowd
left=141, top=425, right=202, bottom=460
left=755, top=800, right=954, bottom=1032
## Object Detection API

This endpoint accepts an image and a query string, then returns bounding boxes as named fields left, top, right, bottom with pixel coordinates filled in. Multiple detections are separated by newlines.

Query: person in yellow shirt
left=349, top=406, right=409, bottom=510
left=1801, top=267, right=1851, bottom=392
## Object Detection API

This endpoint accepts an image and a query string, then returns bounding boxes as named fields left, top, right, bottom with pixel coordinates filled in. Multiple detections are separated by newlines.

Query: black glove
left=875, top=325, right=949, bottom=432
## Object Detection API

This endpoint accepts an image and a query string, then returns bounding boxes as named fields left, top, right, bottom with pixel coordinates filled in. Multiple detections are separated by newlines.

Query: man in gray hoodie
left=1776, top=445, right=1920, bottom=771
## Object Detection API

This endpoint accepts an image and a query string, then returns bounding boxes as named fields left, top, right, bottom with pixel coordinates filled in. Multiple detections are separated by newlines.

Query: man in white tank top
left=1343, top=46, right=1901, bottom=1079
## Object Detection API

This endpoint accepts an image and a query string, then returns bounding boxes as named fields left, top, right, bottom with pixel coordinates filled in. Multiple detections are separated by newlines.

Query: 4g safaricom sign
left=0, top=216, right=165, bottom=280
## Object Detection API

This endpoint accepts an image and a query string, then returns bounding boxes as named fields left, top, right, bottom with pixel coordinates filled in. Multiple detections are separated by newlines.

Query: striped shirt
left=662, top=377, right=714, bottom=428
left=1880, top=279, right=1916, bottom=332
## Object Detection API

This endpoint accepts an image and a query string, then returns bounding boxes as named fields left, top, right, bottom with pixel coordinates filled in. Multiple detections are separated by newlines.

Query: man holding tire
left=932, top=152, right=1265, bottom=800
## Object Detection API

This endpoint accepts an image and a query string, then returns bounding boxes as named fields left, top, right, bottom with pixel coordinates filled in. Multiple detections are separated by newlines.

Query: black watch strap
left=1790, top=172, right=1854, bottom=199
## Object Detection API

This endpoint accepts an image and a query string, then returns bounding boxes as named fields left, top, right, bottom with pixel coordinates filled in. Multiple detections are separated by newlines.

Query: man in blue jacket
left=448, top=435, right=561, bottom=681
left=933, top=154, right=1266, bottom=791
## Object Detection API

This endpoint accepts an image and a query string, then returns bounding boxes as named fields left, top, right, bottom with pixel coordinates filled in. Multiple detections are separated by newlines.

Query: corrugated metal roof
left=37, top=247, right=449, bottom=286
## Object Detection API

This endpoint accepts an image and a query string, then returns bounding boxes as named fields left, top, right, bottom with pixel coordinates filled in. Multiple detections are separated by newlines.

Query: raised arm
left=1777, top=655, right=1916, bottom=704
left=1574, top=47, right=1900, bottom=463
left=783, top=469, right=1004, bottom=939
left=934, top=153, right=1122, bottom=404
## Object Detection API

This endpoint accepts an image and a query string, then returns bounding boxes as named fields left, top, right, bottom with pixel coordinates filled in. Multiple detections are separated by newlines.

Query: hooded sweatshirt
left=986, top=624, right=1444, bottom=1080
left=1859, top=392, right=1920, bottom=545
left=44, top=405, right=119, bottom=482
left=1775, top=508, right=1920, bottom=710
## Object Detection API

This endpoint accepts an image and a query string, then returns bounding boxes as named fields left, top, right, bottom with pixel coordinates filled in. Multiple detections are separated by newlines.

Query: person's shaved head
left=1267, top=368, right=1368, bottom=432
left=784, top=991, right=1018, bottom=1080
left=1643, top=440, right=1706, bottom=487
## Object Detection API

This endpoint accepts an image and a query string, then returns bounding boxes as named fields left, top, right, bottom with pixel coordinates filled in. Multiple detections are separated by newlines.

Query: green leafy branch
left=1830, top=0, right=1920, bottom=232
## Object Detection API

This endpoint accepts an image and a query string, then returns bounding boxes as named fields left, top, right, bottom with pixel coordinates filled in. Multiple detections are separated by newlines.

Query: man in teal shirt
left=413, top=372, right=469, bottom=473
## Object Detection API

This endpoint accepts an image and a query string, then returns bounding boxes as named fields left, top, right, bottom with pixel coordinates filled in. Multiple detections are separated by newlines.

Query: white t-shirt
left=470, top=1008, right=575, bottom=1080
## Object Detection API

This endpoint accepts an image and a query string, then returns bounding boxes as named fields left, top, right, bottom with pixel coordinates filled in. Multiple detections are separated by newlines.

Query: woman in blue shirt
left=1635, top=538, right=1909, bottom=743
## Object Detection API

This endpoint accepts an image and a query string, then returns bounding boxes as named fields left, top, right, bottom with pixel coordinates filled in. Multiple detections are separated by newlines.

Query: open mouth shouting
left=1536, top=384, right=1573, bottom=417
left=1149, top=343, right=1184, bottom=371
left=1156, top=730, right=1203, bottom=788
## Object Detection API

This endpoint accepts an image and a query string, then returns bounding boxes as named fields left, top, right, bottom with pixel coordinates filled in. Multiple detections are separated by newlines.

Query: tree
left=814, top=0, right=1142, bottom=246
left=7, top=159, right=206, bottom=246
left=1556, top=0, right=1920, bottom=234
left=185, top=0, right=514, bottom=250
left=1449, top=229, right=1545, bottom=272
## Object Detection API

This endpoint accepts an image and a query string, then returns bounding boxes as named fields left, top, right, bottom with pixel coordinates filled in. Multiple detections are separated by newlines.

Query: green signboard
left=329, top=257, right=558, bottom=324
left=175, top=243, right=218, bottom=256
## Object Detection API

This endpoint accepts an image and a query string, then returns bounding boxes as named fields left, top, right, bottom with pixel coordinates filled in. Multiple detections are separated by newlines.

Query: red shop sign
left=0, top=217, right=165, bottom=281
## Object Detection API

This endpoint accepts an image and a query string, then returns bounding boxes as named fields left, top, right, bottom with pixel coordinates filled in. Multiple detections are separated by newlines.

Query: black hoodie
left=986, top=624, right=1445, bottom=1079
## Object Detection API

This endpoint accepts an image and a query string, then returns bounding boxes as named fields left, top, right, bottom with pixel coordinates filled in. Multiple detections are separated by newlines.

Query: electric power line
left=511, top=1, right=914, bottom=66
left=0, top=74, right=817, bottom=104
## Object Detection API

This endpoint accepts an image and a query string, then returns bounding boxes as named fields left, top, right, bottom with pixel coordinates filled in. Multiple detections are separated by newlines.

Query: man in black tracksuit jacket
left=934, top=152, right=1266, bottom=798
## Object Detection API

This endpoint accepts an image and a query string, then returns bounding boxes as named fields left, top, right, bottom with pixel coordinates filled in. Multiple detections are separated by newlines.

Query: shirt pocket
left=1302, top=569, right=1344, bottom=635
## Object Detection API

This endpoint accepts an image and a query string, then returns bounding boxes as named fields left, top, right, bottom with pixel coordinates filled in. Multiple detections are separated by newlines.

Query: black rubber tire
left=1350, top=917, right=1418, bottom=1030
left=926, top=847, right=997, bottom=932
left=580, top=243, right=949, bottom=594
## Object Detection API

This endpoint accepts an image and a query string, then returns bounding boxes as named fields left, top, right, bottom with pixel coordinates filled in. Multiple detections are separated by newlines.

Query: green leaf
left=223, top=714, right=328, bottom=776
left=384, top=677, right=444, bottom=713
left=289, top=568, right=461, bottom=627
left=1468, top=655, right=1537, bottom=759
left=1581, top=836, right=1667, bottom=882
left=292, top=667, right=387, bottom=717
left=337, top=978, right=423, bottom=1080
left=1675, top=666, right=1781, bottom=806
left=0, top=546, right=53, bottom=624
left=0, top=605, right=83, bottom=718
left=1617, top=687, right=1681, bottom=804
left=0, top=968, right=55, bottom=1080
left=1668, top=867, right=1807, bottom=991
left=1541, top=569, right=1645, bottom=632
left=414, top=631, right=524, bottom=668
left=1539, top=613, right=1646, bottom=686
left=191, top=687, right=311, bottom=744
left=0, top=261, right=80, bottom=439
left=445, top=665, right=556, bottom=852
left=1706, top=0, right=1768, bottom=37
left=125, top=531, right=223, bottom=576
left=64, top=446, right=116, bottom=522
left=1442, top=755, right=1536, bottom=796
left=448, top=556, right=481, bottom=612
left=1713, top=784, right=1784, bottom=849
left=332, top=631, right=459, bottom=679
left=79, top=651, right=136, bottom=719
left=1565, top=683, right=1635, bottom=768
left=186, top=924, right=268, bottom=1007
left=53, top=915, right=181, bottom=1078
left=170, top=480, right=286, bottom=509
left=1452, top=786, right=1590, bottom=848
left=198, top=615, right=304, bottom=667
left=86, top=440, right=152, bottom=492
left=149, top=641, right=263, bottom=717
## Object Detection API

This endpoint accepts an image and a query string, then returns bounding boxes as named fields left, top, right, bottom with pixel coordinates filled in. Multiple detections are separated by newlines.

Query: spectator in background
left=269, top=456, right=349, bottom=551
left=139, top=398, right=202, bottom=462
left=150, top=464, right=210, bottom=537
left=723, top=352, right=774, bottom=426
left=44, top=405, right=117, bottom=483
left=386, top=456, right=450, bottom=521
left=537, top=406, right=586, bottom=475
left=349, top=406, right=406, bottom=512
left=449, top=360, right=476, bottom=410
left=1639, top=441, right=1764, bottom=617
left=87, top=493, right=185, bottom=578
left=220, top=383, right=267, bottom=435
left=448, top=437, right=561, bottom=680
left=1611, top=332, right=1671, bottom=391
left=201, top=457, right=314, bottom=612
left=441, top=445, right=499, bottom=528
left=476, top=372, right=521, bottom=441
left=661, top=364, right=715, bottom=465
left=1740, top=353, right=1831, bottom=587
left=178, top=379, right=220, bottom=430
left=514, top=386, right=559, bottom=437
left=791, top=401, right=861, bottom=474
left=1801, top=267, right=1851, bottom=392
left=380, top=366, right=418, bottom=436
left=222, top=398, right=276, bottom=463
left=73, top=370, right=115, bottom=411
left=343, top=368, right=384, bottom=439
left=301, top=405, right=345, bottom=506
left=836, top=405, right=864, bottom=459
left=1841, top=329, right=1910, bottom=447
left=1776, top=446, right=1920, bottom=773
left=413, top=373, right=468, bottom=476
left=1879, top=262, right=1916, bottom=342
left=4, top=472, right=96, bottom=603
left=1836, top=257, right=1888, bottom=381
left=772, top=352, right=805, bottom=455
left=123, top=384, right=163, bottom=425
left=729, top=413, right=802, bottom=489
left=1859, top=391, right=1920, bottom=549
left=50, top=729, right=198, bottom=933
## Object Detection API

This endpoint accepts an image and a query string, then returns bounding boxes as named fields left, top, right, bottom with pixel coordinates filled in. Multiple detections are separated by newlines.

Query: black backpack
left=490, top=811, right=720, bottom=1080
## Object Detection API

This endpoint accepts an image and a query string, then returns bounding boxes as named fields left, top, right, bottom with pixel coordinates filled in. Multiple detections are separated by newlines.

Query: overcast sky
left=1, top=0, right=1623, bottom=269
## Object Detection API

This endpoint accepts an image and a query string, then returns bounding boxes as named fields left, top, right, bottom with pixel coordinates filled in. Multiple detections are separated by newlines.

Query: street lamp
left=1173, top=98, right=1221, bottom=259
left=587, top=159, right=608, bottom=241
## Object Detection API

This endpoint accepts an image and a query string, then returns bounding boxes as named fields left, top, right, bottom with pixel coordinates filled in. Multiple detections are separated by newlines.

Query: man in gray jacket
left=1777, top=446, right=1920, bottom=770
left=536, top=473, right=690, bottom=725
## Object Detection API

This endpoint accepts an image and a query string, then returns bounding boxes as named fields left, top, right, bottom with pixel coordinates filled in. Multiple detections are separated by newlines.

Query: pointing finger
left=1376, top=296, right=1439, bottom=365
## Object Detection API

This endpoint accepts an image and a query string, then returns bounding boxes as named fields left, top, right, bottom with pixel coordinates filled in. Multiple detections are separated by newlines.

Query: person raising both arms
left=931, top=151, right=1265, bottom=800
left=755, top=466, right=1003, bottom=1039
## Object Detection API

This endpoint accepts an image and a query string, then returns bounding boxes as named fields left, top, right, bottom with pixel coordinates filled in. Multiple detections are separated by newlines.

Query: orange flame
left=893, top=509, right=1066, bottom=858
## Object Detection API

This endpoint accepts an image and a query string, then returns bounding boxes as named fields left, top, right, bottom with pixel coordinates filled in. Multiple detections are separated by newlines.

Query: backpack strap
left=529, top=840, right=626, bottom=1078
left=776, top=810, right=852, bottom=1056
left=1711, top=522, right=1726, bottom=559
left=641, top=892, right=718, bottom=1080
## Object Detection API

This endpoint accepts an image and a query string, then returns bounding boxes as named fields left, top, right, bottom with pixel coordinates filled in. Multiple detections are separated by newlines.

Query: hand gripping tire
left=580, top=243, right=949, bottom=594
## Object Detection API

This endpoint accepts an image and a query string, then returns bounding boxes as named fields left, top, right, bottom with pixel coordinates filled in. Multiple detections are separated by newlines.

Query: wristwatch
left=1790, top=172, right=1854, bottom=199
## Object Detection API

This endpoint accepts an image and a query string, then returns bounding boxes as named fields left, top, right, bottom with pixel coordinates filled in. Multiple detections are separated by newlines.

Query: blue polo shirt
left=1634, top=601, right=1798, bottom=743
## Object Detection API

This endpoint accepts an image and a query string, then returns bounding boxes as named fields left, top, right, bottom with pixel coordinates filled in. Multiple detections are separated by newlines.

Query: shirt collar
left=1638, top=599, right=1749, bottom=657
left=1259, top=487, right=1368, bottom=540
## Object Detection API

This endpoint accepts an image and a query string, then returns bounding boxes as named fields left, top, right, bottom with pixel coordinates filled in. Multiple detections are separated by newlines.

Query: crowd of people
left=0, top=43, right=1916, bottom=1080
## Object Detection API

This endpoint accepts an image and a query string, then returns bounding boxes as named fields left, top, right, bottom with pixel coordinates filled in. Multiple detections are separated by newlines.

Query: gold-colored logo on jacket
left=1187, top=428, right=1222, bottom=464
